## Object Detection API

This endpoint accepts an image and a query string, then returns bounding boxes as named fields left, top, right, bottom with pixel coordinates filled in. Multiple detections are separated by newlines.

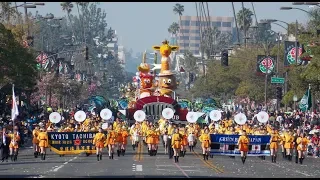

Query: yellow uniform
left=270, top=133, right=280, bottom=149
left=284, top=133, right=294, bottom=149
left=37, top=132, right=48, bottom=148
left=296, top=137, right=308, bottom=151
left=238, top=135, right=250, bottom=152
left=93, top=132, right=106, bottom=148
left=32, top=129, right=40, bottom=144
left=9, top=133, right=20, bottom=149
left=199, top=133, right=211, bottom=148
left=106, top=130, right=117, bottom=146
left=171, top=133, right=182, bottom=149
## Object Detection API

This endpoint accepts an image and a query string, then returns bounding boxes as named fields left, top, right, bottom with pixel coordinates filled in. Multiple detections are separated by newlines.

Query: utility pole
left=241, top=2, right=247, bottom=48
left=295, top=20, right=298, bottom=64
left=276, top=33, right=281, bottom=111
left=24, top=2, right=29, bottom=36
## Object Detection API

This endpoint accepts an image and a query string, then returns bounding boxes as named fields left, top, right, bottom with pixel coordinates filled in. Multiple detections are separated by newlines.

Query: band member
left=93, top=128, right=106, bottom=161
left=9, top=129, right=20, bottom=162
left=188, top=131, right=195, bottom=152
left=116, top=125, right=122, bottom=157
left=180, top=128, right=188, bottom=157
left=270, top=129, right=280, bottom=163
left=238, top=130, right=250, bottom=164
left=293, top=129, right=301, bottom=163
left=280, top=133, right=286, bottom=158
left=37, top=127, right=48, bottom=160
left=32, top=125, right=40, bottom=158
left=284, top=130, right=294, bottom=161
left=167, top=122, right=174, bottom=159
left=120, top=126, right=129, bottom=156
left=106, top=125, right=117, bottom=159
left=163, top=130, right=168, bottom=154
left=171, top=128, right=182, bottom=163
left=296, top=132, right=308, bottom=164
left=199, top=128, right=211, bottom=160
left=1, top=127, right=10, bottom=162
left=130, top=123, right=140, bottom=150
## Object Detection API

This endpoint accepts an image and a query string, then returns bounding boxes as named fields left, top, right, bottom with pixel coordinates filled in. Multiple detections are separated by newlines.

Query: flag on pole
left=299, top=87, right=312, bottom=112
left=11, top=84, right=19, bottom=121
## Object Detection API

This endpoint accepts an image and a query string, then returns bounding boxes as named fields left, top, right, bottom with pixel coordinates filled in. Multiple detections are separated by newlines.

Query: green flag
left=299, top=88, right=312, bottom=112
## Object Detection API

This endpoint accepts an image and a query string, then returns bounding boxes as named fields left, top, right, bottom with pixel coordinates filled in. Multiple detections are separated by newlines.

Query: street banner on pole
left=256, top=55, right=276, bottom=76
left=284, top=41, right=305, bottom=67
left=299, top=87, right=312, bottom=112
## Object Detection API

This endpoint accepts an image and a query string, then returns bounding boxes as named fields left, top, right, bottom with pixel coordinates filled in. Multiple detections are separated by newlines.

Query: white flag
left=11, top=84, right=19, bottom=121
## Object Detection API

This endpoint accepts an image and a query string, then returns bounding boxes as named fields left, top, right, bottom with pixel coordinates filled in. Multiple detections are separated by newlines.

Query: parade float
left=121, top=40, right=188, bottom=123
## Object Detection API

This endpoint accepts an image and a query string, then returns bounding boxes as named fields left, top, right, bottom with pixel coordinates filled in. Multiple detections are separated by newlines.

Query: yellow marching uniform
left=199, top=131, right=211, bottom=160
left=93, top=132, right=106, bottom=148
left=284, top=132, right=294, bottom=160
left=37, top=131, right=48, bottom=160
left=9, top=133, right=20, bottom=149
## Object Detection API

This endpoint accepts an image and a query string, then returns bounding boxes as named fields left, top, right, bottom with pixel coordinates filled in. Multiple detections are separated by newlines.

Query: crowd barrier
left=210, top=134, right=271, bottom=156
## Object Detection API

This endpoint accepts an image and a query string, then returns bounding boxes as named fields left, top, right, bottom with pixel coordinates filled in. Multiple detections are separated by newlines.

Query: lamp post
left=293, top=2, right=320, bottom=8
left=293, top=95, right=298, bottom=110
left=22, top=2, right=45, bottom=36
left=280, top=6, right=313, bottom=16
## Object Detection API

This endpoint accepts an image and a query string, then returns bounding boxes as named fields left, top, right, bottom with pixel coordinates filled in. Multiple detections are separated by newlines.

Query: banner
left=299, top=87, right=312, bottom=112
left=256, top=55, right=276, bottom=76
left=284, top=41, right=305, bottom=66
left=210, top=134, right=271, bottom=156
left=48, top=132, right=100, bottom=155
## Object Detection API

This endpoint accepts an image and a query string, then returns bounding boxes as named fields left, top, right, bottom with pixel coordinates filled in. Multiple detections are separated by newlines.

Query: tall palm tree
left=236, top=7, right=253, bottom=43
left=173, top=3, right=185, bottom=52
left=168, top=22, right=180, bottom=45
left=61, top=2, right=75, bottom=37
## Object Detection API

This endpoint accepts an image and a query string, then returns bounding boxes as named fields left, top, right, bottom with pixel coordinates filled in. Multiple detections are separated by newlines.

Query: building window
left=212, top=21, right=221, bottom=27
left=190, top=21, right=200, bottom=26
left=179, top=49, right=185, bottom=54
left=190, top=29, right=200, bottom=34
left=180, top=20, right=190, bottom=26
left=190, top=43, right=200, bottom=47
left=181, top=43, right=189, bottom=47
left=179, top=36, right=189, bottom=40
left=180, top=29, right=190, bottom=33
left=189, top=36, right=201, bottom=41
left=193, top=50, right=200, bottom=54
left=222, top=22, right=232, bottom=27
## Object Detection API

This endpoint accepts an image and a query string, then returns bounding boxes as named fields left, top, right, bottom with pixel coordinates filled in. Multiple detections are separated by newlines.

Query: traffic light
left=276, top=86, right=283, bottom=100
left=85, top=46, right=89, bottom=60
left=221, top=49, right=228, bottom=66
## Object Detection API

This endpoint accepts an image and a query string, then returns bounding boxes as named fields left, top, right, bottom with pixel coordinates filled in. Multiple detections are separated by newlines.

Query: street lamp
left=280, top=6, right=313, bottom=15
left=293, top=95, right=298, bottom=110
left=262, top=19, right=289, bottom=35
left=293, top=2, right=320, bottom=7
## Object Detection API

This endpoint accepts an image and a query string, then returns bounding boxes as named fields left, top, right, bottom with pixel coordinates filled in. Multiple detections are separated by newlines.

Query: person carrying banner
left=9, top=129, right=20, bottom=162
left=284, top=130, right=294, bottom=161
left=37, top=127, right=48, bottom=160
left=93, top=128, right=107, bottom=161
left=32, top=125, right=40, bottom=158
left=171, top=128, right=182, bottom=163
left=238, top=130, right=250, bottom=164
left=106, top=125, right=117, bottom=159
left=199, top=128, right=211, bottom=160
left=270, top=129, right=280, bottom=163
left=296, top=132, right=309, bottom=164
left=120, top=126, right=129, bottom=156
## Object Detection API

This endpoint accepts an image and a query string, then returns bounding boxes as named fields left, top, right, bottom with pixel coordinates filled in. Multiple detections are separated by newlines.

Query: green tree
left=168, top=22, right=180, bottom=36
left=236, top=8, right=253, bottom=39
left=173, top=3, right=185, bottom=51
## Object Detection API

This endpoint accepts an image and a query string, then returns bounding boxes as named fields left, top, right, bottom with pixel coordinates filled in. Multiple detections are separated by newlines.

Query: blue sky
left=26, top=2, right=311, bottom=53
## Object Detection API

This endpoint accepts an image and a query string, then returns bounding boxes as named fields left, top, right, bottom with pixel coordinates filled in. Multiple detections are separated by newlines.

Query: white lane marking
left=51, top=156, right=79, bottom=172
left=269, top=162, right=312, bottom=177
left=136, top=165, right=143, bottom=172
left=157, top=169, right=204, bottom=172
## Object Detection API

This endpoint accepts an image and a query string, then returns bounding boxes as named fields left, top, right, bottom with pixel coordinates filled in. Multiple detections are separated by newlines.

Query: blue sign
left=210, top=134, right=271, bottom=156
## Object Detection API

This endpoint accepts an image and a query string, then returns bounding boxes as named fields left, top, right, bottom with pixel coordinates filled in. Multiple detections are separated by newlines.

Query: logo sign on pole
left=134, top=110, right=146, bottom=122
left=162, top=108, right=174, bottom=119
left=209, top=110, right=222, bottom=122
left=256, top=55, right=276, bottom=75
left=257, top=111, right=269, bottom=123
left=74, top=111, right=86, bottom=122
left=49, top=112, right=61, bottom=123
left=100, top=108, right=113, bottom=120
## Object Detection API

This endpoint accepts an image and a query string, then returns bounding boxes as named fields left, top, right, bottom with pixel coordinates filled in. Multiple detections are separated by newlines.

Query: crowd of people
left=1, top=105, right=320, bottom=165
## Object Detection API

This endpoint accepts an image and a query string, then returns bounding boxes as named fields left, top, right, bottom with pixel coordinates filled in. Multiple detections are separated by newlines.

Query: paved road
left=1, top=141, right=320, bottom=178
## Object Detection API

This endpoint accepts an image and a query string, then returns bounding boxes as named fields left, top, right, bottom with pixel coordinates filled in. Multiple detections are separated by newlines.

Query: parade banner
left=284, top=41, right=305, bottom=67
left=210, top=134, right=271, bottom=156
left=48, top=132, right=100, bottom=155
left=256, top=55, right=276, bottom=76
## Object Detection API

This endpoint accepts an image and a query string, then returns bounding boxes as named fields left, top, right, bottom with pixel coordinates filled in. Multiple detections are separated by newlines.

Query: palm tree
left=168, top=22, right=179, bottom=45
left=61, top=2, right=75, bottom=38
left=236, top=7, right=253, bottom=42
left=173, top=3, right=185, bottom=52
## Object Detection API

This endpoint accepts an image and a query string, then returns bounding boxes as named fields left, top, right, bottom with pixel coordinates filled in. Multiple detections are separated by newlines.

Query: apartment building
left=178, top=16, right=234, bottom=55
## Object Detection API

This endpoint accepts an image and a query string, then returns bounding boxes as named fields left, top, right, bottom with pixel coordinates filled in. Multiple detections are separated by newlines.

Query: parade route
left=1, top=142, right=320, bottom=178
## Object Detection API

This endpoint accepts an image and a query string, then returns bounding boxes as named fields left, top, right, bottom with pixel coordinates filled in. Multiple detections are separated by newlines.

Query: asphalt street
left=1, top=139, right=320, bottom=178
